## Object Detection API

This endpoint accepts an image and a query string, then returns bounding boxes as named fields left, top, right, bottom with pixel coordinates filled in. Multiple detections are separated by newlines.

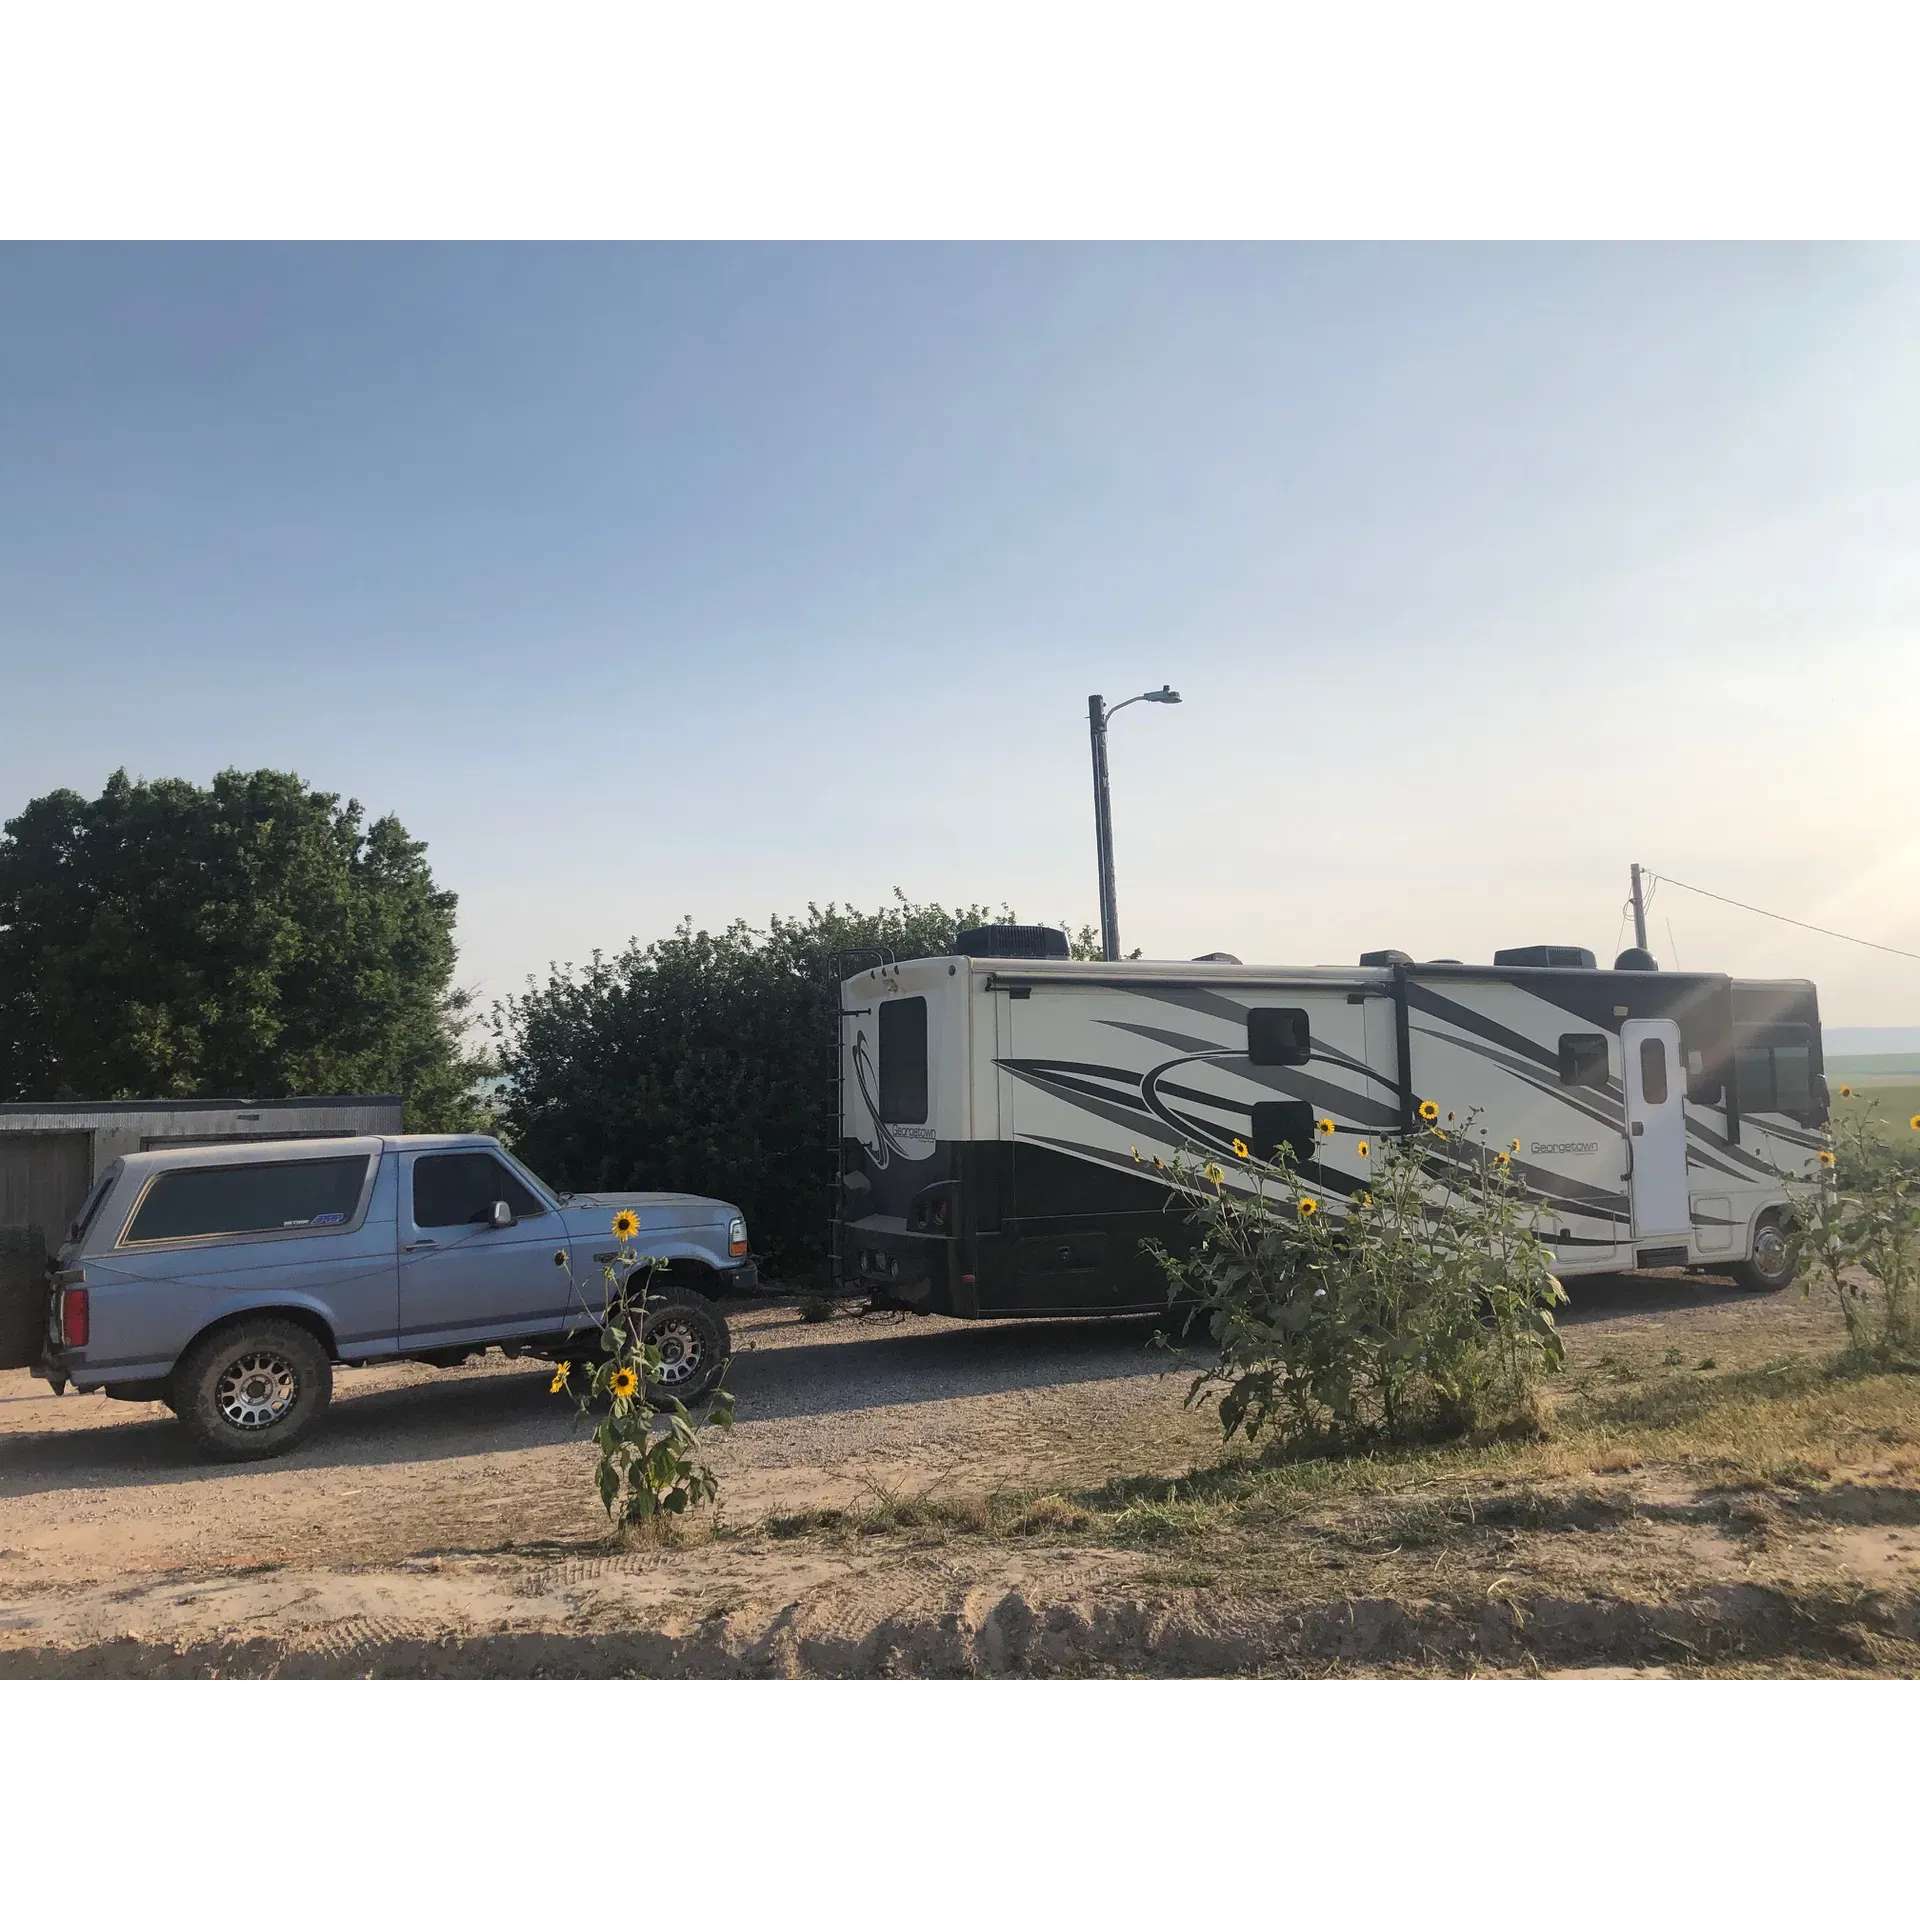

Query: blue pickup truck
left=19, top=1133, right=755, bottom=1458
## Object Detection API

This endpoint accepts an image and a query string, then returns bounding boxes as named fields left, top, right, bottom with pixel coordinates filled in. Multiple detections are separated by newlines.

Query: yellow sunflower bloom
left=1494, top=1151, right=1510, bottom=1168
left=1297, top=1195, right=1318, bottom=1218
left=1355, top=1191, right=1373, bottom=1208
left=1911, top=1115, right=1920, bottom=1133
left=1509, top=1138, right=1521, bottom=1153
left=1153, top=1156, right=1166, bottom=1171
left=1418, top=1100, right=1439, bottom=1122
left=1204, top=1162, right=1226, bottom=1187
left=611, top=1209, right=640, bottom=1241
left=1232, top=1138, right=1251, bottom=1159
left=1131, top=1147, right=1141, bottom=1163
left=1838, top=1084, right=1854, bottom=1098
left=548, top=1361, right=571, bottom=1394
left=1815, top=1150, right=1836, bottom=1168
left=1315, top=1117, right=1335, bottom=1137
left=1355, top=1140, right=1370, bottom=1159
left=608, top=1366, right=640, bottom=1401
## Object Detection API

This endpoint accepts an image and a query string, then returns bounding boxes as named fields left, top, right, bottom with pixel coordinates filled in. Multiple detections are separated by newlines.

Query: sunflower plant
left=1790, top=1094, right=1920, bottom=1364
left=550, top=1210, right=735, bottom=1528
left=1151, top=1110, right=1565, bottom=1452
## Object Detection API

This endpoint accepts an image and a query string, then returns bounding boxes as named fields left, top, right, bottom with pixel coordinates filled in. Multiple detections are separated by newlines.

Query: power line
left=1643, top=870, right=1920, bottom=964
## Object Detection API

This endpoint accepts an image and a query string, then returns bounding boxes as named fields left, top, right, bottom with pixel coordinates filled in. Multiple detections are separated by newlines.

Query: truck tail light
left=60, top=1285, right=90, bottom=1349
left=728, top=1216, right=749, bottom=1257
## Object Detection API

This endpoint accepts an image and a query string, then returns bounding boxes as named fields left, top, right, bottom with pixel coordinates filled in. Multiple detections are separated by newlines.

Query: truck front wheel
left=174, top=1318, right=334, bottom=1459
left=641, top=1288, right=731, bottom=1405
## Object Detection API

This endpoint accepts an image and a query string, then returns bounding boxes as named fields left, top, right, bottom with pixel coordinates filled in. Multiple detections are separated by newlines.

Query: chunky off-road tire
left=173, top=1318, right=333, bottom=1459
left=1730, top=1214, right=1797, bottom=1293
left=640, top=1287, right=730, bottom=1405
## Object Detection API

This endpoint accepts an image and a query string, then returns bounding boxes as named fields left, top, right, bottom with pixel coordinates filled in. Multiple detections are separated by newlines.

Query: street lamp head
left=1144, top=685, right=1181, bottom=704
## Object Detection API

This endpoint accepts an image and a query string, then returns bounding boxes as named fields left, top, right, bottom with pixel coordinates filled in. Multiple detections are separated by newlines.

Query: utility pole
left=1087, top=685, right=1180, bottom=962
left=1630, top=862, right=1649, bottom=951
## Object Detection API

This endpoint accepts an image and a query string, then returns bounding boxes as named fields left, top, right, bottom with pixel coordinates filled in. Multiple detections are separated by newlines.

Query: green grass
left=1833, top=1078, right=1920, bottom=1146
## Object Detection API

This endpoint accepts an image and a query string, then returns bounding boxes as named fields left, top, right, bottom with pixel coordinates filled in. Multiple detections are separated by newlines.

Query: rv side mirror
left=489, top=1199, right=513, bottom=1229
left=1812, top=1073, right=1831, bottom=1123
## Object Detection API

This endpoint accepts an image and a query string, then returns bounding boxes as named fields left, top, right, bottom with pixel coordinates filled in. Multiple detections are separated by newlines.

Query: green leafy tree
left=0, top=768, right=488, bottom=1128
left=494, top=893, right=1081, bottom=1275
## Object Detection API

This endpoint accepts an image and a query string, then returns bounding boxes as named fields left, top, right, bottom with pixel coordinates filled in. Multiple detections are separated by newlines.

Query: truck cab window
left=412, top=1152, right=545, bottom=1228
left=878, top=995, right=929, bottom=1125
left=1558, top=1033, right=1610, bottom=1089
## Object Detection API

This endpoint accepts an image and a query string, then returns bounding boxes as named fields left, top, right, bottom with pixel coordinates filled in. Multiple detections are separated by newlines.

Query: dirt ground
left=3, top=1274, right=1917, bottom=1676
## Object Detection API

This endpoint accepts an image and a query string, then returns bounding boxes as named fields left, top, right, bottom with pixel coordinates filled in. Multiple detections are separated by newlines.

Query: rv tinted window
left=878, top=995, right=929, bottom=1125
left=1248, top=1007, right=1312, bottom=1067
left=1734, top=1046, right=1774, bottom=1114
left=1558, top=1033, right=1610, bottom=1089
left=1638, top=1037, right=1669, bottom=1104
left=1251, top=1100, right=1318, bottom=1168
left=125, top=1156, right=370, bottom=1243
left=412, top=1152, right=545, bottom=1229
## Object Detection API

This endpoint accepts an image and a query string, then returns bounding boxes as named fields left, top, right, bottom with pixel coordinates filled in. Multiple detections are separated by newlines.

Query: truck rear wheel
left=174, top=1318, right=333, bottom=1459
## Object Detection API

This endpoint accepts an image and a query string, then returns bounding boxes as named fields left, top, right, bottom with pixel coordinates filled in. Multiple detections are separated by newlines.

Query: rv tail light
left=60, top=1285, right=90, bottom=1349
left=728, top=1216, right=749, bottom=1257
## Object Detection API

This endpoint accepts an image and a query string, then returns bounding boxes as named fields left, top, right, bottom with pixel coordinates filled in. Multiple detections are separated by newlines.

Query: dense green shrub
left=1154, top=1115, right=1566, bottom=1452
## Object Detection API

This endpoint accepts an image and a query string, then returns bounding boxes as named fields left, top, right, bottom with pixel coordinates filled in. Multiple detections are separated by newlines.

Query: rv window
left=878, top=995, right=929, bottom=1125
left=412, top=1152, right=546, bottom=1229
left=1638, top=1037, right=1669, bottom=1105
left=1734, top=1024, right=1818, bottom=1119
left=124, top=1155, right=371, bottom=1243
left=1251, top=1100, right=1318, bottom=1168
left=1248, top=1007, right=1312, bottom=1067
left=1558, top=1033, right=1610, bottom=1089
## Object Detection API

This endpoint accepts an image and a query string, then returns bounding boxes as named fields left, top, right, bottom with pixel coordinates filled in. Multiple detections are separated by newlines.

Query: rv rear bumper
left=842, top=1219, right=967, bottom=1315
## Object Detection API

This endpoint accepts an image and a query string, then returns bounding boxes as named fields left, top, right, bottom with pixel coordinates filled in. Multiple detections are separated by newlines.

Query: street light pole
left=1088, top=695, right=1119, bottom=961
left=1087, top=685, right=1181, bottom=962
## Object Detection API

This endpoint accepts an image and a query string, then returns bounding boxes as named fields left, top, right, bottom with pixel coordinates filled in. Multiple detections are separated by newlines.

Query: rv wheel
left=1730, top=1216, right=1796, bottom=1294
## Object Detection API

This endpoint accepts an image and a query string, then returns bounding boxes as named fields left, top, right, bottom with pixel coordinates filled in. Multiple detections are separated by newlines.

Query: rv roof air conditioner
left=1493, top=945, right=1598, bottom=969
left=1613, top=946, right=1660, bottom=971
left=1359, top=949, right=1413, bottom=966
left=953, top=924, right=1071, bottom=960
left=1190, top=951, right=1242, bottom=964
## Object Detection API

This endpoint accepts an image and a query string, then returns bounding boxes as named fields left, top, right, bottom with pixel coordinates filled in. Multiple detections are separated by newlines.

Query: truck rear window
left=124, top=1156, right=371, bottom=1243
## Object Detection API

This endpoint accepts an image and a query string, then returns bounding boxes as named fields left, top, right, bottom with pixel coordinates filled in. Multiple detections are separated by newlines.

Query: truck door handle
left=402, top=1238, right=440, bottom=1251
left=1631, top=1122, right=1645, bottom=1136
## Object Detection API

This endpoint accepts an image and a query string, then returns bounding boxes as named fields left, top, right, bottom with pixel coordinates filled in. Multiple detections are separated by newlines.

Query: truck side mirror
left=489, top=1200, right=513, bottom=1229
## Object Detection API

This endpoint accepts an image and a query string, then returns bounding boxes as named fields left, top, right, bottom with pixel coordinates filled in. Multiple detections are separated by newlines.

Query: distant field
left=1831, top=1078, right=1920, bottom=1146
left=1827, top=1053, right=1920, bottom=1082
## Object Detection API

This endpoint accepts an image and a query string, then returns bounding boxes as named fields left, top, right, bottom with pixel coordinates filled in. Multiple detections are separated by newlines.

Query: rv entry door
left=1621, top=1018, right=1689, bottom=1239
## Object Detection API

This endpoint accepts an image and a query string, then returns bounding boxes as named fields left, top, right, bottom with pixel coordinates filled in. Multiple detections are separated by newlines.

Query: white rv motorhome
left=836, top=929, right=1825, bottom=1318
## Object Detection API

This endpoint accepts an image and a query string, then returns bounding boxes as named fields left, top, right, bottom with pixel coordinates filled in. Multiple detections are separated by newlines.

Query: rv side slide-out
left=836, top=938, right=1825, bottom=1317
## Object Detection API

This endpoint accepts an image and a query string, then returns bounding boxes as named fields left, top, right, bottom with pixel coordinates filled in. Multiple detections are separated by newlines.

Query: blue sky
left=3, top=245, right=1918, bottom=1024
